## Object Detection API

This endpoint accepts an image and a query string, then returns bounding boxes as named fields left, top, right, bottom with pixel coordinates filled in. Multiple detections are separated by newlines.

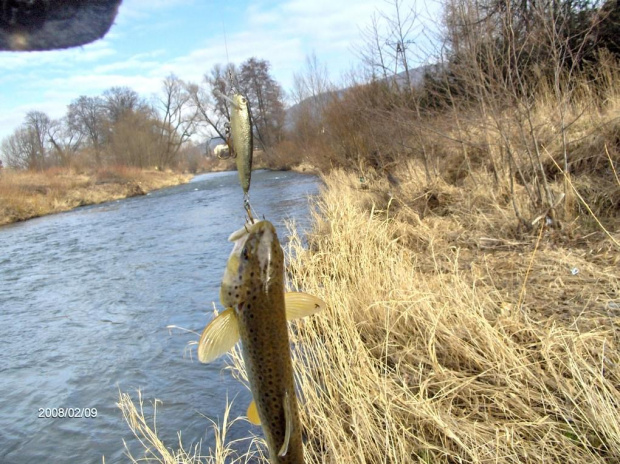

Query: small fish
left=229, top=94, right=253, bottom=196
left=198, top=221, right=325, bottom=463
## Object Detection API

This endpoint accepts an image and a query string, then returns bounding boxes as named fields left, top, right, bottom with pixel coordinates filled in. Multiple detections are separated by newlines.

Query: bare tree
left=103, top=86, right=149, bottom=124
left=1, top=111, right=53, bottom=170
left=207, top=63, right=236, bottom=122
left=154, top=74, right=198, bottom=168
left=356, top=0, right=424, bottom=91
left=47, top=118, right=82, bottom=167
left=188, top=63, right=237, bottom=142
left=292, top=52, right=332, bottom=105
left=289, top=53, right=336, bottom=162
left=108, top=107, right=159, bottom=167
left=358, top=13, right=391, bottom=82
left=2, top=128, right=38, bottom=169
left=67, top=95, right=107, bottom=165
left=238, top=57, right=286, bottom=149
left=25, top=111, right=52, bottom=166
left=436, top=0, right=616, bottom=227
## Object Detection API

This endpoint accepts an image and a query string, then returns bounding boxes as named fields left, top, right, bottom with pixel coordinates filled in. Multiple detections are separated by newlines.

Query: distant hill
left=284, top=63, right=441, bottom=131
left=384, top=63, right=440, bottom=90
left=284, top=90, right=341, bottom=131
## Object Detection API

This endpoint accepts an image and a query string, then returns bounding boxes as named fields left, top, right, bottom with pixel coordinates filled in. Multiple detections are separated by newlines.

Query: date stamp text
left=38, top=407, right=98, bottom=418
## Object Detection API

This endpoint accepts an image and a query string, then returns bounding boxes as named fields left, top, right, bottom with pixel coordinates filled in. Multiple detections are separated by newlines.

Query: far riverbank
left=0, top=167, right=192, bottom=226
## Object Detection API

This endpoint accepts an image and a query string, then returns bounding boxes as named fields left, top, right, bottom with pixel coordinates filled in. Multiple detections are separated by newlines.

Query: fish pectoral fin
left=197, top=308, right=240, bottom=363
left=285, top=292, right=326, bottom=321
left=246, top=399, right=261, bottom=425
left=278, top=390, right=294, bottom=457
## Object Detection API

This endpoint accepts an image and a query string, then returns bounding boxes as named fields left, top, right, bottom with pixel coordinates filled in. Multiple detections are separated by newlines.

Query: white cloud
left=116, top=0, right=196, bottom=22
left=0, top=40, right=116, bottom=71
left=93, top=49, right=166, bottom=74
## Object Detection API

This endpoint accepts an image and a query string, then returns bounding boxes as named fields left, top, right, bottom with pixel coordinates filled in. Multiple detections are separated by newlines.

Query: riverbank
left=201, top=147, right=321, bottom=175
left=0, top=166, right=192, bottom=226
left=119, top=160, right=619, bottom=463
left=284, top=167, right=620, bottom=463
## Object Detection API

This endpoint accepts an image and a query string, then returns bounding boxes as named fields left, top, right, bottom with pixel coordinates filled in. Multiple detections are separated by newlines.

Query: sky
left=0, top=0, right=442, bottom=143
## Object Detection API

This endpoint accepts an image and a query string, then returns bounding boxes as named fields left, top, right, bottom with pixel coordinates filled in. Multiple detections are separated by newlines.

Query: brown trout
left=198, top=221, right=324, bottom=463
left=229, top=93, right=253, bottom=196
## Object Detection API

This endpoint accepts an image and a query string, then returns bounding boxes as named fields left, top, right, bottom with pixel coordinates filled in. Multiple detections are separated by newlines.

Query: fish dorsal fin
left=197, top=308, right=240, bottom=363
left=285, top=292, right=326, bottom=321
left=246, top=399, right=260, bottom=425
left=278, top=390, right=293, bottom=457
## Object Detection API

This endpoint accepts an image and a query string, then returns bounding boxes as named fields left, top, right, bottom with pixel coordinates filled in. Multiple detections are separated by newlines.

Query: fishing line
left=223, top=21, right=230, bottom=67
left=222, top=22, right=241, bottom=94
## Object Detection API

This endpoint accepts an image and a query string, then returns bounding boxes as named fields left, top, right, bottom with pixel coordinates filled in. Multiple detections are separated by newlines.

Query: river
left=0, top=170, right=320, bottom=463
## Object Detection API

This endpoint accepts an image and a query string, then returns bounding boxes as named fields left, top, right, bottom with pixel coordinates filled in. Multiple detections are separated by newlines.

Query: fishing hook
left=244, top=194, right=257, bottom=224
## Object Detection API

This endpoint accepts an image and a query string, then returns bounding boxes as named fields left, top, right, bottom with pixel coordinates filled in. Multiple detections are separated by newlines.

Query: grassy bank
left=118, top=160, right=619, bottom=463
left=285, top=169, right=620, bottom=463
left=0, top=166, right=192, bottom=226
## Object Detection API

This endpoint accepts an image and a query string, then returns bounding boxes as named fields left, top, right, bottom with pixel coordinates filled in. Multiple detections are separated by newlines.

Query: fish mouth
left=227, top=221, right=275, bottom=251
left=239, top=221, right=276, bottom=270
left=222, top=221, right=277, bottom=296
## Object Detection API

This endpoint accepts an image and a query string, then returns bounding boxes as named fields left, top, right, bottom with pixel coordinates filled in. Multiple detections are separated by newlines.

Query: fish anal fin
left=284, top=292, right=325, bottom=321
left=278, top=390, right=293, bottom=457
left=197, top=308, right=240, bottom=363
left=246, top=399, right=260, bottom=425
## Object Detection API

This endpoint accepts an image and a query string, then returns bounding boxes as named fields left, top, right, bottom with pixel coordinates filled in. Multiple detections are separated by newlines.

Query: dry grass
left=119, top=165, right=619, bottom=463
left=117, top=391, right=265, bottom=464
left=286, top=169, right=620, bottom=463
left=0, top=166, right=191, bottom=226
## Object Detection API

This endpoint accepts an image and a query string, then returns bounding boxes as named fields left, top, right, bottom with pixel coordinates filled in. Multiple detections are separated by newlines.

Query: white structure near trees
left=213, top=143, right=230, bottom=158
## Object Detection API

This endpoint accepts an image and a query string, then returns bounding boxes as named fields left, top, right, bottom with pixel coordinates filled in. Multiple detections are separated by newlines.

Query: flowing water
left=0, top=170, right=320, bottom=464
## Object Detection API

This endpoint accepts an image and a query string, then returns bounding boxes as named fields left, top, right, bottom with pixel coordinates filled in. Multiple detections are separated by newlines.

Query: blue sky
left=0, top=0, right=441, bottom=143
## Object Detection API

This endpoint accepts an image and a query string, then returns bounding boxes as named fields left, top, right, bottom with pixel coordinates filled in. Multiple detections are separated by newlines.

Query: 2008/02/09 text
left=38, top=408, right=97, bottom=418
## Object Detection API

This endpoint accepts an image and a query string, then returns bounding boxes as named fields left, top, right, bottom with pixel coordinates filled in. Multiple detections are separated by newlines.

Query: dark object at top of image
left=0, top=0, right=122, bottom=51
